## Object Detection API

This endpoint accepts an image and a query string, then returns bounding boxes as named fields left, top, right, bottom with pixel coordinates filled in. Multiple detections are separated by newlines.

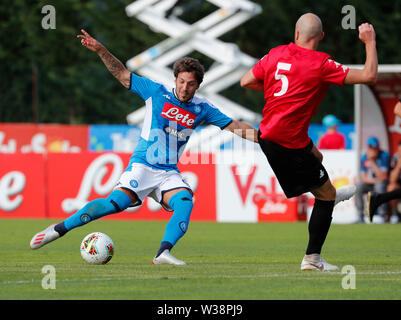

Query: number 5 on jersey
left=274, top=62, right=292, bottom=97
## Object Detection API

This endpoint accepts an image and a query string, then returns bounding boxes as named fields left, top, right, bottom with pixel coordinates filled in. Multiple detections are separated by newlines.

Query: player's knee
left=169, top=190, right=193, bottom=215
left=322, top=183, right=336, bottom=200
left=313, top=180, right=336, bottom=201
left=106, top=190, right=132, bottom=213
left=328, top=184, right=336, bottom=199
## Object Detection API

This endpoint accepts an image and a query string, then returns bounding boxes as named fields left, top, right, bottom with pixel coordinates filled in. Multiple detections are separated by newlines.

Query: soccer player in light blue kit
left=30, top=30, right=258, bottom=265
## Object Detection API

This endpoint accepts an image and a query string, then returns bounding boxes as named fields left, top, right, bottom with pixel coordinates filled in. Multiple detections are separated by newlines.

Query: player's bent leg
left=367, top=187, right=401, bottom=223
left=366, top=191, right=379, bottom=223
left=311, top=179, right=336, bottom=201
left=63, top=189, right=132, bottom=230
left=30, top=189, right=133, bottom=250
left=161, top=189, right=193, bottom=246
left=302, top=180, right=338, bottom=271
left=153, top=189, right=193, bottom=265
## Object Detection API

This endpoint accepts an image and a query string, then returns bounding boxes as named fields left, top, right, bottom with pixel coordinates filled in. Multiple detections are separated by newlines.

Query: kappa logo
left=328, top=59, right=349, bottom=73
left=163, top=94, right=171, bottom=100
left=320, top=170, right=325, bottom=179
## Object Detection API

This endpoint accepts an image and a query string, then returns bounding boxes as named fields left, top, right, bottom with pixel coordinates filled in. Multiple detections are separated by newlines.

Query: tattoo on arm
left=99, top=49, right=130, bottom=88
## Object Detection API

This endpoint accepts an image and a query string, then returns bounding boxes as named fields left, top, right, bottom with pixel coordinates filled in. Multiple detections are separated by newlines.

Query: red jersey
left=253, top=42, right=349, bottom=149
left=318, top=132, right=346, bottom=149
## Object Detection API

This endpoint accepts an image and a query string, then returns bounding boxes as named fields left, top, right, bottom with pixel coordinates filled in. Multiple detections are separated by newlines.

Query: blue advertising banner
left=89, top=125, right=141, bottom=153
left=88, top=124, right=355, bottom=152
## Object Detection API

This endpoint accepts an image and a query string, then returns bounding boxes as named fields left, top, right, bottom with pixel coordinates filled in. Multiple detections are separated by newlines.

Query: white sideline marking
left=3, top=270, right=401, bottom=285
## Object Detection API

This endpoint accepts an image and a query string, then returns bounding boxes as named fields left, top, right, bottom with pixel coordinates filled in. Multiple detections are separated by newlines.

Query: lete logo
left=161, top=103, right=196, bottom=128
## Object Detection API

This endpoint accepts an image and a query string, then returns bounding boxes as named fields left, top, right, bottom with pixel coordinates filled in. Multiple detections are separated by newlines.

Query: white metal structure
left=125, top=0, right=263, bottom=131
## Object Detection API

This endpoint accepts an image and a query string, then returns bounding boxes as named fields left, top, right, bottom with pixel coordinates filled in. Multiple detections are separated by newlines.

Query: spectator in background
left=366, top=98, right=401, bottom=223
left=318, top=114, right=346, bottom=149
left=356, top=136, right=390, bottom=223
left=384, top=141, right=401, bottom=223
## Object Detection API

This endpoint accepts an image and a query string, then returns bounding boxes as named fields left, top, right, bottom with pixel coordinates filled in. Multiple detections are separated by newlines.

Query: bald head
left=295, top=13, right=324, bottom=47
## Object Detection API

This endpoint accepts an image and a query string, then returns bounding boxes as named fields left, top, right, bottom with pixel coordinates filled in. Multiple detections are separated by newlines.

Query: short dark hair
left=173, top=57, right=205, bottom=84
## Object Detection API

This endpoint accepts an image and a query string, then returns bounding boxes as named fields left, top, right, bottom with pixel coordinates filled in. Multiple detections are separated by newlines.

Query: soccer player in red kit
left=241, top=13, right=378, bottom=271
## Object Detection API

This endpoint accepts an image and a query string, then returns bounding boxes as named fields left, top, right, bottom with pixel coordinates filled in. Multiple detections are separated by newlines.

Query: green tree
left=1, top=0, right=399, bottom=124
left=222, top=0, right=401, bottom=123
left=0, top=0, right=165, bottom=124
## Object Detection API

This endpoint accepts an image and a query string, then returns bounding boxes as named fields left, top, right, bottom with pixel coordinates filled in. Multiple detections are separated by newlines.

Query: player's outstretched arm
left=224, top=120, right=259, bottom=143
left=240, top=69, right=264, bottom=91
left=77, top=29, right=131, bottom=89
left=344, top=23, right=378, bottom=85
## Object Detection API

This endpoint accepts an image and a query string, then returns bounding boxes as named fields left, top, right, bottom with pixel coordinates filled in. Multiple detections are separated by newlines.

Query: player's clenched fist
left=358, top=23, right=375, bottom=44
left=77, top=29, right=103, bottom=53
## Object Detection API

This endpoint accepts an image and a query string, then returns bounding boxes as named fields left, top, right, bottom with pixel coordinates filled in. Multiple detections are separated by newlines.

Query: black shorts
left=258, top=131, right=329, bottom=198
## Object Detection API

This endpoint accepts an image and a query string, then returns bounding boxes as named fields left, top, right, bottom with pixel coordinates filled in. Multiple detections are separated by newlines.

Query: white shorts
left=114, top=163, right=192, bottom=211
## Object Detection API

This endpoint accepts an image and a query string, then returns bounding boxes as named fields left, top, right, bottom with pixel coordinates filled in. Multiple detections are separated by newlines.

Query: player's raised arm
left=77, top=29, right=131, bottom=89
left=344, top=23, right=378, bottom=85
left=224, top=120, right=259, bottom=143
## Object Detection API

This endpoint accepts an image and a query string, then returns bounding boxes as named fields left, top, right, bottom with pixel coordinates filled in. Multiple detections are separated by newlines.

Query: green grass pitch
left=1, top=219, right=401, bottom=300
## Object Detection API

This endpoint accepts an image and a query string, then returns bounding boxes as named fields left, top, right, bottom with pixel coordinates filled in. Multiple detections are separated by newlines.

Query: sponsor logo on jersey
left=161, top=103, right=196, bottom=128
left=164, top=126, right=190, bottom=141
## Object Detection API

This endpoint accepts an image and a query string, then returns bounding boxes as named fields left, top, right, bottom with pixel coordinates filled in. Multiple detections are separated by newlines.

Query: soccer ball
left=80, top=232, right=114, bottom=265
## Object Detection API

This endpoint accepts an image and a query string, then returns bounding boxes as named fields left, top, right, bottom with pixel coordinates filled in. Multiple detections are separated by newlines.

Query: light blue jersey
left=128, top=73, right=232, bottom=171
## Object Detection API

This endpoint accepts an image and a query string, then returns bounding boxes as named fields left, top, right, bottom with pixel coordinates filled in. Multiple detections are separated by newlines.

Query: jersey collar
left=172, top=88, right=193, bottom=104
